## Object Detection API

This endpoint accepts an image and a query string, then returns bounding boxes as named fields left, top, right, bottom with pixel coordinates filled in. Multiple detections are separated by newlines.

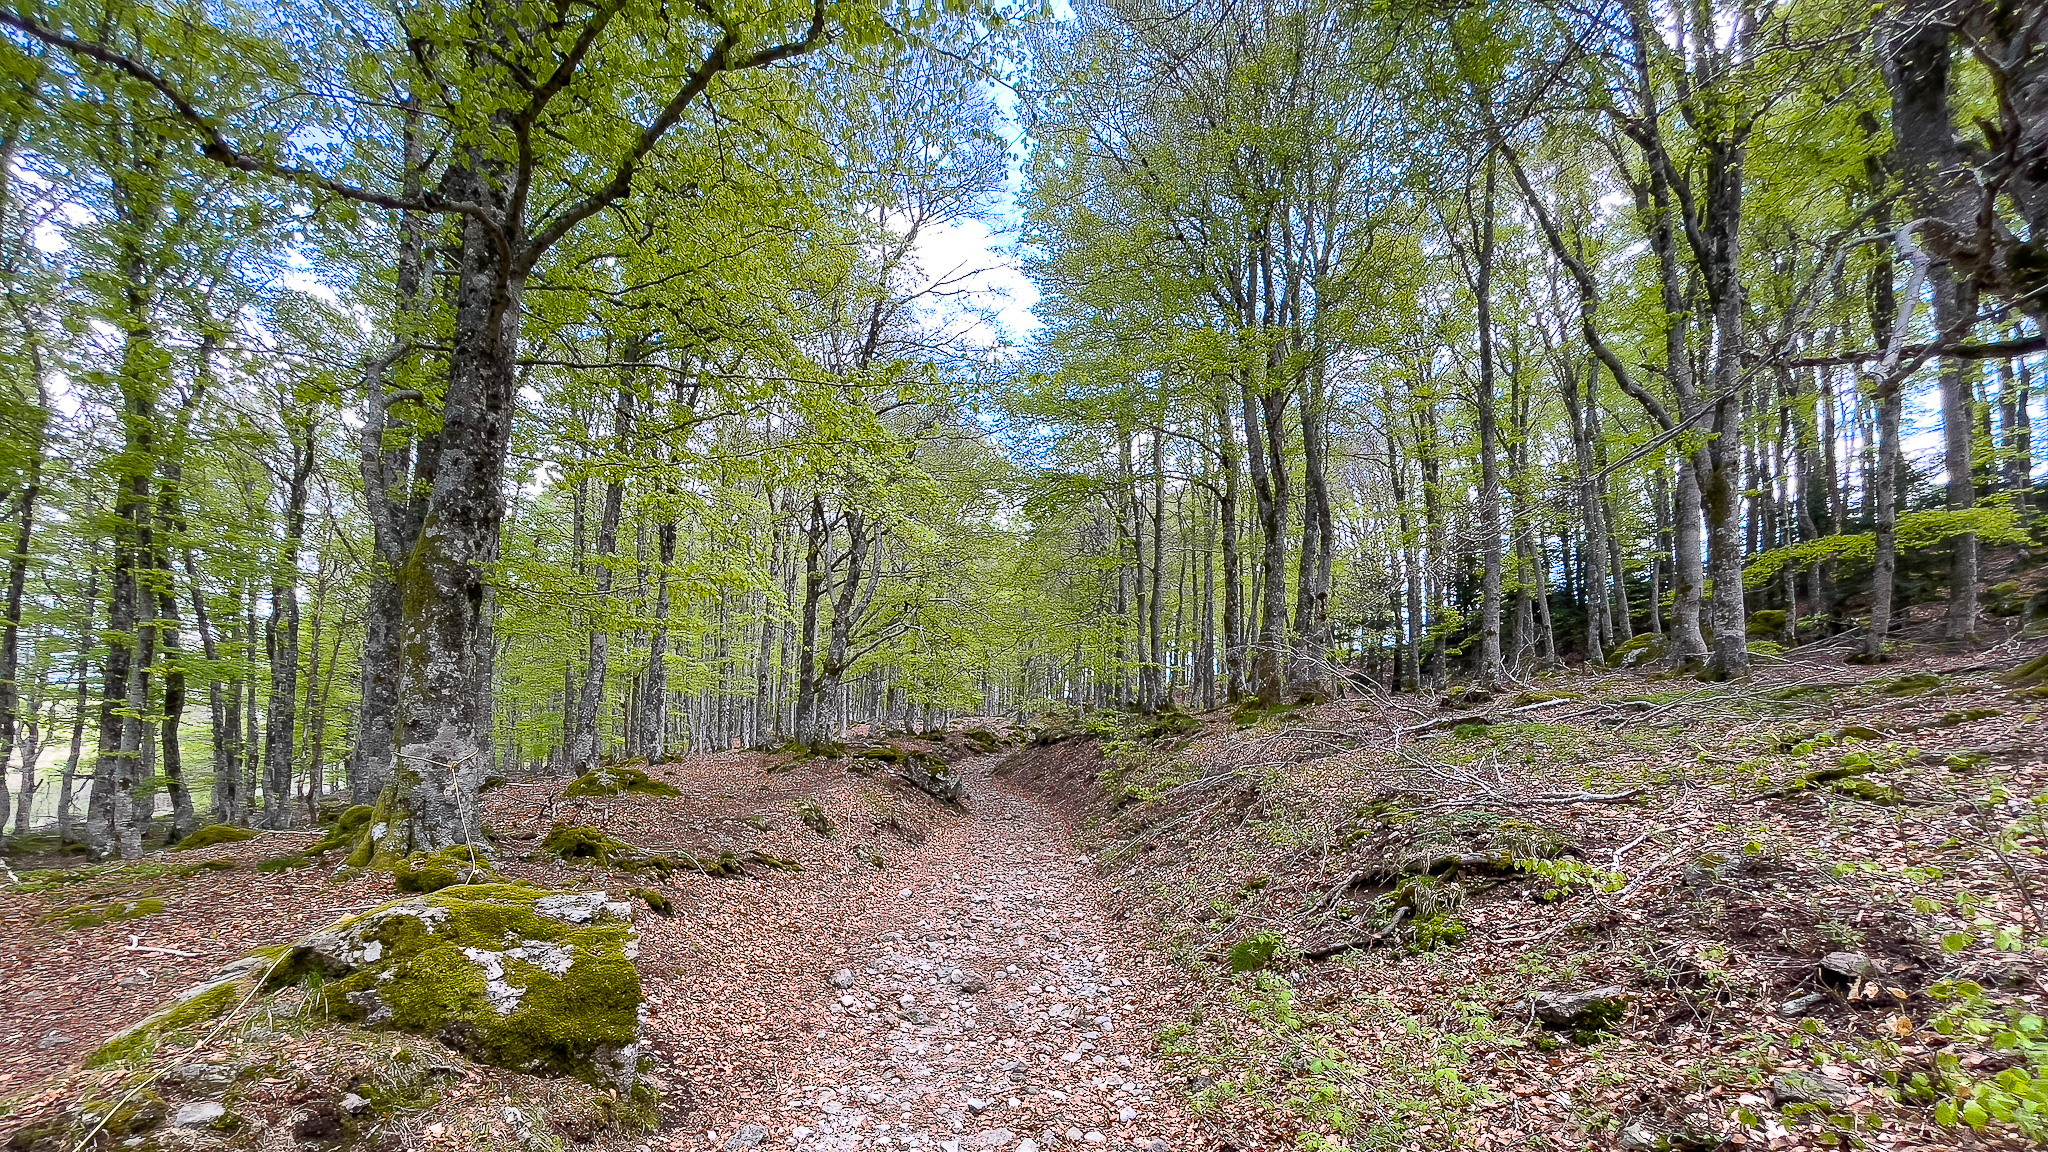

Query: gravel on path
left=634, top=756, right=1197, bottom=1152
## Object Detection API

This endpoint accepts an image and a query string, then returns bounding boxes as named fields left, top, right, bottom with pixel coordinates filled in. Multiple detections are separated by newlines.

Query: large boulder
left=94, top=884, right=645, bottom=1093
left=276, top=885, right=644, bottom=1090
left=904, top=753, right=965, bottom=804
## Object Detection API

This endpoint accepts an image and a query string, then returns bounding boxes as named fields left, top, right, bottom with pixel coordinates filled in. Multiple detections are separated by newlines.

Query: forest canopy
left=0, top=0, right=2039, bottom=857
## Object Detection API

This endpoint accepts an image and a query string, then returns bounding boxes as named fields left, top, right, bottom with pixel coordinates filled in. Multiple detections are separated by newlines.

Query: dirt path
left=635, top=756, right=1197, bottom=1152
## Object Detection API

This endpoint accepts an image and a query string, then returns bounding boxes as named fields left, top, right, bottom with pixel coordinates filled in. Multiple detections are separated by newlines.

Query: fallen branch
left=123, top=935, right=201, bottom=958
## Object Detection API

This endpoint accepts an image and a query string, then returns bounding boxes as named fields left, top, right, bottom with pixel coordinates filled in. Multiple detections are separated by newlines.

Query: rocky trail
left=635, top=755, right=1195, bottom=1152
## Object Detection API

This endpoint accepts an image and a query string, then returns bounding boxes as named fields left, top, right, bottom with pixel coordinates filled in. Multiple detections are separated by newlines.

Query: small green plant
left=1517, top=857, right=1623, bottom=901
left=1228, top=931, right=1285, bottom=973
left=1916, top=981, right=2048, bottom=1141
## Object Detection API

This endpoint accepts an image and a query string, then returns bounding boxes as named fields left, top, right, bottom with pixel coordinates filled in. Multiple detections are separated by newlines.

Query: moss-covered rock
left=43, top=896, right=168, bottom=930
left=1605, top=633, right=1663, bottom=668
left=1138, top=710, right=1202, bottom=740
left=562, top=766, right=680, bottom=798
left=312, top=804, right=376, bottom=853
left=627, top=887, right=673, bottom=916
left=797, top=796, right=834, bottom=837
left=392, top=844, right=496, bottom=892
left=266, top=884, right=644, bottom=1090
left=903, top=754, right=965, bottom=804
left=90, top=969, right=251, bottom=1066
left=539, top=823, right=673, bottom=877
left=175, top=824, right=258, bottom=851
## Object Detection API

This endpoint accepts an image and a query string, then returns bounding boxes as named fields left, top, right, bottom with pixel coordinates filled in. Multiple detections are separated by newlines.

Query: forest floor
left=3, top=622, right=2048, bottom=1152
left=0, top=740, right=1204, bottom=1152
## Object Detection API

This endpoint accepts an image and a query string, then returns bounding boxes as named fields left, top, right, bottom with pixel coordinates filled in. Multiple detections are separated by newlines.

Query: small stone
left=1618, top=1122, right=1658, bottom=1151
left=794, top=1128, right=813, bottom=1140
left=842, top=994, right=859, bottom=1007
left=1529, top=986, right=1627, bottom=1029
left=1144, top=1142, right=1168, bottom=1152
left=1083, top=1133, right=1104, bottom=1145
left=967, top=1099, right=990, bottom=1114
left=35, top=1030, right=68, bottom=1050
left=1017, top=1142, right=1039, bottom=1152
left=833, top=969, right=858, bottom=989
left=1066, top=1129, right=1082, bottom=1143
left=725, top=1123, right=770, bottom=1150
left=1771, top=1071, right=1851, bottom=1107
left=344, top=1094, right=372, bottom=1114
left=173, top=1101, right=226, bottom=1128
left=1777, top=991, right=1829, bottom=1018
left=823, top=1102, right=844, bottom=1114
left=1819, top=952, right=1874, bottom=983
left=1117, top=1108, right=1136, bottom=1123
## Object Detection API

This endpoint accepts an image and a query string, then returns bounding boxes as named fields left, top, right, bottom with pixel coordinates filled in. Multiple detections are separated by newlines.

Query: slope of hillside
left=1001, top=643, right=2048, bottom=1152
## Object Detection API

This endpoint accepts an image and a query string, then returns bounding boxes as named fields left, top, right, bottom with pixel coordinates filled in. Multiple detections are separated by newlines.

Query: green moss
left=1450, top=722, right=1494, bottom=739
left=312, top=804, right=376, bottom=853
left=175, top=824, right=258, bottom=850
left=562, top=766, right=680, bottom=798
left=1746, top=609, right=1788, bottom=637
left=1139, top=710, right=1202, bottom=740
left=1939, top=708, right=2005, bottom=727
left=1231, top=701, right=1303, bottom=728
left=797, top=796, right=834, bottom=837
left=1410, top=913, right=1467, bottom=953
left=1604, top=633, right=1662, bottom=666
left=1770, top=684, right=1834, bottom=702
left=627, top=887, right=673, bottom=915
left=43, top=896, right=168, bottom=930
left=961, top=726, right=1003, bottom=751
left=853, top=844, right=887, bottom=869
left=89, top=980, right=243, bottom=1066
left=298, top=886, right=643, bottom=1088
left=1876, top=671, right=1946, bottom=696
left=392, top=844, right=495, bottom=892
left=1511, top=689, right=1578, bottom=705
left=258, top=854, right=315, bottom=873
left=1827, top=777, right=1904, bottom=804
left=540, top=823, right=672, bottom=876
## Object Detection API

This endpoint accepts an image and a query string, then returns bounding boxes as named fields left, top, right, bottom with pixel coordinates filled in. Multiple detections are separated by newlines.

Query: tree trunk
left=0, top=453, right=37, bottom=837
left=573, top=377, right=633, bottom=775
left=1931, top=270, right=1979, bottom=639
left=362, top=188, right=524, bottom=863
left=263, top=427, right=313, bottom=828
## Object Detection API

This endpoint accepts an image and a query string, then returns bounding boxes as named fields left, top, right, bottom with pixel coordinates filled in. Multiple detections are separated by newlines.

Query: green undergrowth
left=1158, top=967, right=1497, bottom=1151
left=1904, top=981, right=2048, bottom=1141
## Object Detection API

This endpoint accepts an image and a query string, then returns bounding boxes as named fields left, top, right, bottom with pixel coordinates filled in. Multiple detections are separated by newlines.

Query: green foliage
left=1745, top=507, right=2035, bottom=588
left=1227, top=931, right=1285, bottom=973
left=1917, top=982, right=2048, bottom=1142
